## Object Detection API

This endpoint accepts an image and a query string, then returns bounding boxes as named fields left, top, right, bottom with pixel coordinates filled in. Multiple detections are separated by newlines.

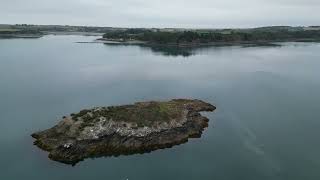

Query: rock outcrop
left=32, top=99, right=216, bottom=165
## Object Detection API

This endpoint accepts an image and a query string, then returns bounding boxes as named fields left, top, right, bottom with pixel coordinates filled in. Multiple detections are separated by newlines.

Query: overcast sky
left=1, top=0, right=319, bottom=28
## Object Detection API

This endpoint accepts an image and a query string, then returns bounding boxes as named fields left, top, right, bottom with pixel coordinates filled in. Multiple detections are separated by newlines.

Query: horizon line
left=1, top=23, right=319, bottom=30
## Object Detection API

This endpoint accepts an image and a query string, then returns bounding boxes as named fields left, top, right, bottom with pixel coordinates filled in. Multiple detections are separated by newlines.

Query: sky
left=0, top=0, right=319, bottom=28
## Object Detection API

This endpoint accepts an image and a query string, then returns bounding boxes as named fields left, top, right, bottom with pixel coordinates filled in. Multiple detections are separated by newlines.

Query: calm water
left=1, top=35, right=320, bottom=180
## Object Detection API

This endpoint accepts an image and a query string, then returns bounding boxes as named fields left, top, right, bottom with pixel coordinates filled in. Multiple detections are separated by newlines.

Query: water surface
left=0, top=35, right=320, bottom=180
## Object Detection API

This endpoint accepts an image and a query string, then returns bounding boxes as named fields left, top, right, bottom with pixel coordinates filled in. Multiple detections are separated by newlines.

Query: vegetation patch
left=71, top=101, right=185, bottom=127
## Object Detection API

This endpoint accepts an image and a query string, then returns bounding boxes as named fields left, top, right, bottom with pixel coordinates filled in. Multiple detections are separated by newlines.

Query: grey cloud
left=0, top=0, right=319, bottom=28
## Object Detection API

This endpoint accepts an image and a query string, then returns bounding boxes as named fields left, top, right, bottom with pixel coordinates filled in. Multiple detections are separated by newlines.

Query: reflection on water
left=103, top=43, right=197, bottom=57
left=139, top=45, right=196, bottom=57
left=104, top=43, right=282, bottom=57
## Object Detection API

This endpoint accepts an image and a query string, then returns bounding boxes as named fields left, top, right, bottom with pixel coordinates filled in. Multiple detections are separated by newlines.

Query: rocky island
left=32, top=99, right=216, bottom=165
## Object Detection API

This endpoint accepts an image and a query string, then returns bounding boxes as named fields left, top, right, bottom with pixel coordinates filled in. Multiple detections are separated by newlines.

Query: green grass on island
left=71, top=101, right=185, bottom=127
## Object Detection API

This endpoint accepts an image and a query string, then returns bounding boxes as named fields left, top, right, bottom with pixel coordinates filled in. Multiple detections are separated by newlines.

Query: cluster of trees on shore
left=103, top=29, right=320, bottom=44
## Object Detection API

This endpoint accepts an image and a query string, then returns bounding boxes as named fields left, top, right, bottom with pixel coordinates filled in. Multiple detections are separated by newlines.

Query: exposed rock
left=32, top=99, right=216, bottom=165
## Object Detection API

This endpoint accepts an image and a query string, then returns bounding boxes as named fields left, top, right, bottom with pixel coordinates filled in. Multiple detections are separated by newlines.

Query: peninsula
left=98, top=26, right=320, bottom=46
left=32, top=99, right=216, bottom=165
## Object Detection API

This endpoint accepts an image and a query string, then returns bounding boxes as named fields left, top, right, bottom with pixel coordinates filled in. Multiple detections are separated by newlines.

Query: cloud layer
left=1, top=0, right=319, bottom=28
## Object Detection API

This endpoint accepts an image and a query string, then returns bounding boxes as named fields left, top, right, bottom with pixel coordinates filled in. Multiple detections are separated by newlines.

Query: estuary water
left=0, top=35, right=320, bottom=180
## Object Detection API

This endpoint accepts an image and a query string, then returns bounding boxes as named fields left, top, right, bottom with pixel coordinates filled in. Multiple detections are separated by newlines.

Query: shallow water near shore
left=0, top=35, right=320, bottom=180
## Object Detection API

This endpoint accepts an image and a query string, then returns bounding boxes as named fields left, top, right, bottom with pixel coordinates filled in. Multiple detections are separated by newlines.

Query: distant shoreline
left=43, top=31, right=104, bottom=36
left=95, top=38, right=320, bottom=47
left=1, top=24, right=320, bottom=43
